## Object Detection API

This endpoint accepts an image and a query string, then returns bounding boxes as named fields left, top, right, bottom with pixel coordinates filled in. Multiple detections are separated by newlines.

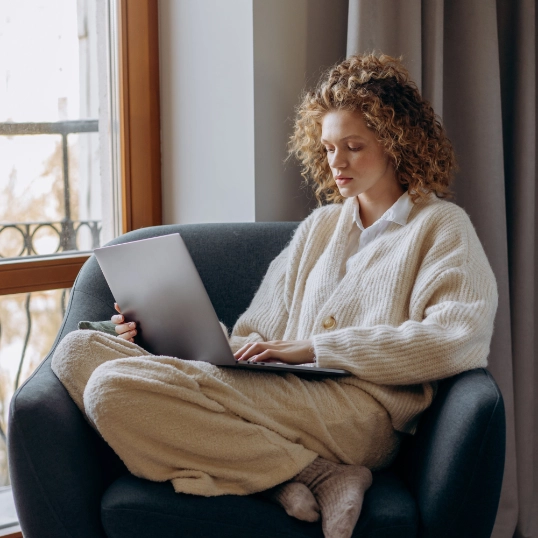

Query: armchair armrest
left=398, top=368, right=506, bottom=538
left=8, top=268, right=125, bottom=538
left=8, top=357, right=116, bottom=538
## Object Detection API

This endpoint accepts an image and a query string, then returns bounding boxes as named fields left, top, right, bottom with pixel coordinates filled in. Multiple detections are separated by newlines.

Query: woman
left=51, top=54, right=498, bottom=538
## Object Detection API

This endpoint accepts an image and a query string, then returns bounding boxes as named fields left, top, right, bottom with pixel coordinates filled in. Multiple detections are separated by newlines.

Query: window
left=0, top=0, right=160, bottom=533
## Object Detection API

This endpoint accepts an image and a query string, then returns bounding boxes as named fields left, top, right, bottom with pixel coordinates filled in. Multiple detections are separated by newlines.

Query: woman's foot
left=293, top=457, right=372, bottom=538
left=263, top=481, right=320, bottom=522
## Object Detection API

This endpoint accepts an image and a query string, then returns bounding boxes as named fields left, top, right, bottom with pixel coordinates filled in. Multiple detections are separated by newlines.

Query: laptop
left=93, top=234, right=350, bottom=377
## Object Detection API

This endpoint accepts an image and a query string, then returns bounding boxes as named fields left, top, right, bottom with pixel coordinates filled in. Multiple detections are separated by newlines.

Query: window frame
left=0, top=525, right=22, bottom=538
left=0, top=0, right=162, bottom=297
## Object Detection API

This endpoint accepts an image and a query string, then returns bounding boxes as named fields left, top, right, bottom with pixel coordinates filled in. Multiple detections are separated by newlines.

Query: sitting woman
left=51, top=53, right=498, bottom=538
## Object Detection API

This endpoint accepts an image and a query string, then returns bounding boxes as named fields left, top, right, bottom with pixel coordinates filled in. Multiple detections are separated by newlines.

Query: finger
left=114, top=303, right=122, bottom=314
left=234, top=342, right=261, bottom=361
left=249, top=348, right=295, bottom=364
left=236, top=343, right=268, bottom=362
left=118, top=329, right=137, bottom=341
left=248, top=349, right=274, bottom=363
left=115, top=322, right=136, bottom=335
left=234, top=342, right=260, bottom=359
left=118, top=324, right=137, bottom=336
left=111, top=314, right=124, bottom=324
left=115, top=323, right=129, bottom=335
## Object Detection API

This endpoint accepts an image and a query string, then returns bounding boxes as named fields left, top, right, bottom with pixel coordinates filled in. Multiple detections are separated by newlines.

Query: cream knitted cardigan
left=226, top=194, right=498, bottom=434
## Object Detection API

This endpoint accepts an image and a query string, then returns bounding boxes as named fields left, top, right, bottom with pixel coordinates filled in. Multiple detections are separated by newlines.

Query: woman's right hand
left=111, top=303, right=137, bottom=342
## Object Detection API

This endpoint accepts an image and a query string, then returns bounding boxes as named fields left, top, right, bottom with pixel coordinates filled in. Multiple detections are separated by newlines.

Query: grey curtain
left=346, top=1, right=536, bottom=537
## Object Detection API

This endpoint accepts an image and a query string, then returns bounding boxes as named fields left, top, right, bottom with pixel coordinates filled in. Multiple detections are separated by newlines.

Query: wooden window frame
left=0, top=0, right=162, bottom=297
left=0, top=525, right=22, bottom=538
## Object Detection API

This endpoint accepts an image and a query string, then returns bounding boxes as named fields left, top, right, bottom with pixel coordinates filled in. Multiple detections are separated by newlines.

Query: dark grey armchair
left=8, top=222, right=506, bottom=538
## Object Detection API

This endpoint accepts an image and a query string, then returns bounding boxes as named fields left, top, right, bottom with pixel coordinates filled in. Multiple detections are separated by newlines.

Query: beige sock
left=293, top=457, right=372, bottom=538
left=263, top=481, right=320, bottom=522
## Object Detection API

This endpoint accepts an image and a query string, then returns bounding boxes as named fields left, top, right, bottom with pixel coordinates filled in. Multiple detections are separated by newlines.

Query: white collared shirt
left=342, top=191, right=414, bottom=276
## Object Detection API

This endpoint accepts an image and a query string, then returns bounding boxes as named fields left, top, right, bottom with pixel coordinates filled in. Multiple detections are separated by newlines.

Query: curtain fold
left=347, top=1, right=536, bottom=536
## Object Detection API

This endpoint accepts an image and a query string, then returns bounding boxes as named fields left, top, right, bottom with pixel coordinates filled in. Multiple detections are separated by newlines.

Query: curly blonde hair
left=289, top=53, right=456, bottom=205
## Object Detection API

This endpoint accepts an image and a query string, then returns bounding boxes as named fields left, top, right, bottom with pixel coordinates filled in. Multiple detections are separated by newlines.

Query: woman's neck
left=357, top=184, right=405, bottom=228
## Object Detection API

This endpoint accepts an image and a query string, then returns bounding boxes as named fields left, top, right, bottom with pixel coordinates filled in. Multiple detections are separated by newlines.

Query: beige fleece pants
left=51, top=330, right=400, bottom=496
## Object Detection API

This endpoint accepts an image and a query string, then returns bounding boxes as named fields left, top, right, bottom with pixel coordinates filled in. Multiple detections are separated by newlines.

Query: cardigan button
left=322, top=316, right=336, bottom=330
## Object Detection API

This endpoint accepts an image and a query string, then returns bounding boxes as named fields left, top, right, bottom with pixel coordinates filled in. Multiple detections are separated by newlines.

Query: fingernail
left=129, top=322, right=135, bottom=328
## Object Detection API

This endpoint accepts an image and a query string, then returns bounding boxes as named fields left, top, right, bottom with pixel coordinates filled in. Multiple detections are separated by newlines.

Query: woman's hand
left=234, top=340, right=315, bottom=365
left=111, top=303, right=137, bottom=342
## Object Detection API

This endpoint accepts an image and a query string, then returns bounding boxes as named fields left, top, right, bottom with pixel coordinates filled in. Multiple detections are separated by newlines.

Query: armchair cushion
left=101, top=470, right=417, bottom=538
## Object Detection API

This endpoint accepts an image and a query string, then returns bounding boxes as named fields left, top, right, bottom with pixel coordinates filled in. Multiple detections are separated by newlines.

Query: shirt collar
left=352, top=191, right=414, bottom=231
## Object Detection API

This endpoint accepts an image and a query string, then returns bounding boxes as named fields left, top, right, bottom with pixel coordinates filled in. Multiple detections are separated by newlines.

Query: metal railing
left=0, top=119, right=99, bottom=239
left=0, top=118, right=101, bottom=255
left=0, top=219, right=101, bottom=258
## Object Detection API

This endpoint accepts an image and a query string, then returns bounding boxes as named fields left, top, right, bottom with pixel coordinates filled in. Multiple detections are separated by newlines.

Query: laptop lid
left=94, top=234, right=235, bottom=364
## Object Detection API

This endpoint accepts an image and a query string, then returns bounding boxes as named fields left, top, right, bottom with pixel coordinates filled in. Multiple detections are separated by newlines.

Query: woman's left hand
left=234, top=340, right=315, bottom=365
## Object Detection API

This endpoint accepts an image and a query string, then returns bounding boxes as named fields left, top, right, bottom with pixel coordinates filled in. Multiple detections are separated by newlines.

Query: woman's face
left=321, top=109, right=398, bottom=200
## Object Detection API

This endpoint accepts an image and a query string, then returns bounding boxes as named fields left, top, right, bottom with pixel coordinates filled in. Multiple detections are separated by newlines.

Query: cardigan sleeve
left=313, top=219, right=499, bottom=386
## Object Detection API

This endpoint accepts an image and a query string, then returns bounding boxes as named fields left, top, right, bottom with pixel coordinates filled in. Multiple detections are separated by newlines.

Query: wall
left=159, top=0, right=255, bottom=224
left=159, top=0, right=348, bottom=224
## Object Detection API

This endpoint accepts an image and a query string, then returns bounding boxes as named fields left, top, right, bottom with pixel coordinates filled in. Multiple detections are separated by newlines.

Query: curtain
left=346, top=1, right=536, bottom=537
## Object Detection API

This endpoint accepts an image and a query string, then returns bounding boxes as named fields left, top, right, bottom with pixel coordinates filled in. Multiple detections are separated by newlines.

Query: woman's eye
left=323, top=146, right=360, bottom=153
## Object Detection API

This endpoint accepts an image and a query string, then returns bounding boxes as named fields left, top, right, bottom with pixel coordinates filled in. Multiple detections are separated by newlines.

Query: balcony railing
left=0, top=220, right=101, bottom=258
left=0, top=119, right=99, bottom=234
left=0, top=118, right=101, bottom=256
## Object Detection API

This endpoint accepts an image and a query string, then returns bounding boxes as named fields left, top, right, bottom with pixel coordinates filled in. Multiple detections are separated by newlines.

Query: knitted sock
left=293, top=457, right=372, bottom=538
left=262, top=481, right=320, bottom=522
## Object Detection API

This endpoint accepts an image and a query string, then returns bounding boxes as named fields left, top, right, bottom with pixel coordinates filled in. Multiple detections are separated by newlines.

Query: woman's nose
left=330, top=149, right=347, bottom=169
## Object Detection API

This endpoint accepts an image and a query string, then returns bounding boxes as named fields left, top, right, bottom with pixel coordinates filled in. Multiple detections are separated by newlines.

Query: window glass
left=0, top=0, right=120, bottom=260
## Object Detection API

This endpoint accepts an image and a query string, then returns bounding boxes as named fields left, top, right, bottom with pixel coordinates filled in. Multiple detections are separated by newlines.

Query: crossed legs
left=52, top=330, right=385, bottom=538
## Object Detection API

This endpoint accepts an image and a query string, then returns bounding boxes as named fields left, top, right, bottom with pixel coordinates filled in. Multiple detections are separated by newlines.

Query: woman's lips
left=335, top=177, right=353, bottom=185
